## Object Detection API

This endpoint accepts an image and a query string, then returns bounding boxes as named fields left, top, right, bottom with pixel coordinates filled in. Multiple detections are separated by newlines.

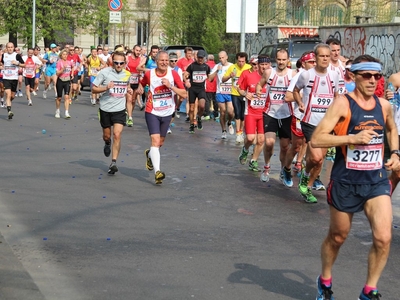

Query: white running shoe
left=18, top=91, right=23, bottom=97
left=55, top=109, right=60, bottom=118
left=167, top=127, right=172, bottom=134
left=65, top=111, right=71, bottom=119
left=221, top=131, right=227, bottom=139
left=235, top=134, right=241, bottom=144
left=43, top=90, right=47, bottom=99
left=28, top=100, right=33, bottom=106
left=228, top=123, right=234, bottom=135
left=260, top=166, right=270, bottom=182
left=91, top=98, right=96, bottom=105
left=32, top=91, right=37, bottom=96
left=0, top=100, right=4, bottom=108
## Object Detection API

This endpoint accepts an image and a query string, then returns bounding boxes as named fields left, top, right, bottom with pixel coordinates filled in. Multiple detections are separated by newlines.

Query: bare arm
left=136, top=56, right=148, bottom=72
left=256, top=69, right=271, bottom=97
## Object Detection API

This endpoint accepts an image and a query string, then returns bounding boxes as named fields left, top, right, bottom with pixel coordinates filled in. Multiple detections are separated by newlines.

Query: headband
left=349, top=62, right=382, bottom=72
left=301, top=52, right=315, bottom=62
left=258, top=57, right=271, bottom=63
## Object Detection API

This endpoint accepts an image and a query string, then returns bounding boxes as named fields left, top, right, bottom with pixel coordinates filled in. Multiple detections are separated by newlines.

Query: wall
left=319, top=24, right=400, bottom=77
left=246, top=24, right=400, bottom=78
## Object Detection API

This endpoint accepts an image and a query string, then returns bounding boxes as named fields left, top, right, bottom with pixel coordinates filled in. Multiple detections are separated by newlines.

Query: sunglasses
left=113, top=61, right=125, bottom=66
left=251, top=63, right=257, bottom=66
left=355, top=72, right=382, bottom=80
left=305, top=60, right=316, bottom=64
left=169, top=60, right=177, bottom=62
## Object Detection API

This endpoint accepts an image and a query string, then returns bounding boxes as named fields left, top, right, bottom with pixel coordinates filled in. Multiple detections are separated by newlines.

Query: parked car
left=258, top=37, right=321, bottom=68
left=161, top=45, right=207, bottom=57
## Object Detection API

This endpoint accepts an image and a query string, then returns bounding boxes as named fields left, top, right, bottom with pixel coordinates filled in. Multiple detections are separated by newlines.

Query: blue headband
left=258, top=57, right=271, bottom=63
left=349, top=62, right=382, bottom=72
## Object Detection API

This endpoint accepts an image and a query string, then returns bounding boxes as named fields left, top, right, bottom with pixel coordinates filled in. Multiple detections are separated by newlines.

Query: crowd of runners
left=1, top=39, right=400, bottom=300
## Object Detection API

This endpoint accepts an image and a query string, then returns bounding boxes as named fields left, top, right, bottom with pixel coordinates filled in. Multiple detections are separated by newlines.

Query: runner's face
left=258, top=62, right=270, bottom=74
left=316, top=48, right=330, bottom=69
left=329, top=44, right=341, bottom=62
left=61, top=52, right=67, bottom=60
left=302, top=59, right=316, bottom=70
left=134, top=47, right=141, bottom=57
left=156, top=53, right=169, bottom=72
left=6, top=43, right=14, bottom=54
left=196, top=56, right=204, bottom=64
left=354, top=71, right=380, bottom=97
left=276, top=52, right=288, bottom=71
left=112, top=54, right=126, bottom=72
left=236, top=57, right=246, bottom=68
left=151, top=49, right=158, bottom=59
left=169, top=58, right=177, bottom=67
left=185, top=51, right=193, bottom=59
left=74, top=48, right=79, bottom=54
left=218, top=54, right=227, bottom=64
left=91, top=49, right=97, bottom=57
left=28, top=50, right=34, bottom=57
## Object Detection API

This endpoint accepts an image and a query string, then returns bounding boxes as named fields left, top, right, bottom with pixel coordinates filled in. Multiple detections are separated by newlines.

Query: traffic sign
left=108, top=0, right=123, bottom=11
left=109, top=11, right=122, bottom=24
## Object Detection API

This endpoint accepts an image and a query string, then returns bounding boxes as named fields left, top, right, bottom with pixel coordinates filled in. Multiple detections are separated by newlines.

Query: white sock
left=149, top=146, right=161, bottom=173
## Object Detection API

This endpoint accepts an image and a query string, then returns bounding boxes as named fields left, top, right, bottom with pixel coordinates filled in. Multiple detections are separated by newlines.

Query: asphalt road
left=0, top=89, right=399, bottom=300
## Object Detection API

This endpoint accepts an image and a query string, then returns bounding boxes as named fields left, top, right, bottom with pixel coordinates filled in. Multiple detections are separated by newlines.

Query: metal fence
left=258, top=1, right=399, bottom=26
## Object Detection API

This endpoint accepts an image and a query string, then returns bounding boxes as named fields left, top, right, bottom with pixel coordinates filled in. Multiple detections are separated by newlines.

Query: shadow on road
left=227, top=263, right=315, bottom=300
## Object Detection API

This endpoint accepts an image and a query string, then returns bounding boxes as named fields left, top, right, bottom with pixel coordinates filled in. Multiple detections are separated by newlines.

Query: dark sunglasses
left=113, top=61, right=125, bottom=66
left=169, top=60, right=177, bottom=62
left=251, top=63, right=257, bottom=66
left=355, top=72, right=382, bottom=80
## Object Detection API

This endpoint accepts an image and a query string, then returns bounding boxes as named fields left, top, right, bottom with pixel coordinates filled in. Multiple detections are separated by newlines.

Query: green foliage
left=0, top=0, right=111, bottom=46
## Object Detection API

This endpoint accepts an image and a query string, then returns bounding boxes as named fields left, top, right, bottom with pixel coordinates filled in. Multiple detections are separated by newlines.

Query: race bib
left=109, top=81, right=128, bottom=98
left=310, top=94, right=333, bottom=114
left=90, top=67, right=99, bottom=76
left=193, top=71, right=207, bottom=83
left=153, top=90, right=173, bottom=111
left=269, top=89, right=286, bottom=105
left=25, top=66, right=35, bottom=77
left=4, top=66, right=18, bottom=77
left=129, top=73, right=139, bottom=84
left=250, top=94, right=267, bottom=109
left=346, top=144, right=382, bottom=170
left=220, top=82, right=232, bottom=94
left=62, top=65, right=72, bottom=76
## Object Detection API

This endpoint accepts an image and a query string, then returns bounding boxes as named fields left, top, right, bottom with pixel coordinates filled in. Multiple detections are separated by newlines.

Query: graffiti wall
left=320, top=24, right=400, bottom=77
left=246, top=24, right=400, bottom=77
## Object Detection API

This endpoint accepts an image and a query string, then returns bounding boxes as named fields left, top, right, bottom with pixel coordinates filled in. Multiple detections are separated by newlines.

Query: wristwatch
left=390, top=150, right=400, bottom=157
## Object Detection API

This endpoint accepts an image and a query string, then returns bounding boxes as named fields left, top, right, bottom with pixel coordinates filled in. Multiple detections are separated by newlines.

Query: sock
left=149, top=146, right=161, bottom=173
left=363, top=285, right=377, bottom=295
left=105, top=140, right=111, bottom=145
left=7, top=106, right=11, bottom=112
left=304, top=171, right=310, bottom=177
left=320, top=275, right=332, bottom=287
left=284, top=166, right=291, bottom=172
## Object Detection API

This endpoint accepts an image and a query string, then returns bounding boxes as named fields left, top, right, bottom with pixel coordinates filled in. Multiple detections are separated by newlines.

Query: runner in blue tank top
left=310, top=55, right=400, bottom=300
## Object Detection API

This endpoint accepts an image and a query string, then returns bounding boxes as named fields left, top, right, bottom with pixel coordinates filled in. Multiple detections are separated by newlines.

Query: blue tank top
left=331, top=94, right=387, bottom=184
left=145, top=57, right=157, bottom=70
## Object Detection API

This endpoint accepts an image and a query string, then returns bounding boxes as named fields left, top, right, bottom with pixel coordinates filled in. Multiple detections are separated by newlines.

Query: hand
left=137, top=85, right=144, bottom=95
left=385, top=155, right=400, bottom=171
left=255, top=88, right=261, bottom=98
left=385, top=89, right=394, bottom=100
left=245, top=92, right=253, bottom=100
left=230, top=72, right=236, bottom=78
left=352, top=129, right=379, bottom=144
left=107, top=81, right=115, bottom=89
left=161, top=78, right=171, bottom=88
left=298, top=102, right=305, bottom=113
left=127, top=88, right=134, bottom=95
left=185, top=81, right=191, bottom=88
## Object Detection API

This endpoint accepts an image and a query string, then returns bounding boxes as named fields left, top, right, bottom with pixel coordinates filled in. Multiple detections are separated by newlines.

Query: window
left=137, top=21, right=149, bottom=46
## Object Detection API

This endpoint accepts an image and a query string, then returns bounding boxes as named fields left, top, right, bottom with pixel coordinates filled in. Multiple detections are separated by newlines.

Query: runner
left=167, top=52, right=183, bottom=134
left=33, top=47, right=43, bottom=94
left=256, top=49, right=297, bottom=182
left=208, top=51, right=234, bottom=139
left=0, top=42, right=26, bottom=119
left=222, top=52, right=251, bottom=143
left=55, top=49, right=75, bottom=119
left=67, top=46, right=82, bottom=101
left=311, top=55, right=398, bottom=300
left=293, top=44, right=340, bottom=203
left=183, top=49, right=211, bottom=133
left=86, top=47, right=106, bottom=105
left=125, top=45, right=143, bottom=127
left=15, top=47, right=24, bottom=97
left=138, top=50, right=186, bottom=184
left=237, top=55, right=270, bottom=172
left=22, top=48, right=42, bottom=106
left=42, top=43, right=59, bottom=98
left=176, top=47, right=194, bottom=122
left=92, top=51, right=133, bottom=175
left=204, top=54, right=217, bottom=120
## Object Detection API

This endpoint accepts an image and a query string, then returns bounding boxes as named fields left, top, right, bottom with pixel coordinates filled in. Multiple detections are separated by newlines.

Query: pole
left=32, top=0, right=36, bottom=48
left=240, top=0, right=246, bottom=52
left=114, top=24, right=116, bottom=48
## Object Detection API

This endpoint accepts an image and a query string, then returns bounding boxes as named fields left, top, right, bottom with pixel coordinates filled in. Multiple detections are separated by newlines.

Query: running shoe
left=238, top=146, right=249, bottom=165
left=316, top=276, right=334, bottom=300
left=298, top=171, right=310, bottom=196
left=28, top=100, right=33, bottom=106
left=202, top=115, right=210, bottom=120
left=197, top=117, right=203, bottom=130
left=155, top=170, right=166, bottom=184
left=127, top=118, right=133, bottom=127
left=167, top=127, right=172, bottom=134
left=108, top=162, right=118, bottom=175
left=145, top=149, right=153, bottom=171
left=32, top=91, right=37, bottom=96
left=326, top=147, right=336, bottom=162
left=65, top=111, right=71, bottom=119
left=302, top=187, right=317, bottom=203
left=55, top=109, right=60, bottom=119
left=228, top=122, right=234, bottom=135
left=221, top=130, right=227, bottom=139
left=0, top=100, right=4, bottom=108
left=282, top=167, right=293, bottom=187
left=104, top=143, right=111, bottom=157
left=358, top=289, right=381, bottom=300
left=189, top=124, right=195, bottom=134
left=313, top=176, right=326, bottom=191
left=235, top=134, right=242, bottom=144
left=185, top=116, right=190, bottom=123
left=260, top=165, right=270, bottom=182
left=248, top=160, right=261, bottom=172
left=175, top=111, right=180, bottom=118
left=91, top=98, right=96, bottom=105
left=43, top=89, right=47, bottom=99
left=18, top=91, right=23, bottom=97
left=8, top=111, right=13, bottom=120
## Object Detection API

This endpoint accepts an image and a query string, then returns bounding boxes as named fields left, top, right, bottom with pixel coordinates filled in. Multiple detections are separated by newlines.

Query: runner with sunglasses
left=92, top=51, right=133, bottom=175
left=311, top=55, right=398, bottom=300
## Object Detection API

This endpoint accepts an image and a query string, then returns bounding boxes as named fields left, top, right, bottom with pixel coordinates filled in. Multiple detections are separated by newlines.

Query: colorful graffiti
left=342, top=27, right=366, bottom=59
left=365, top=34, right=400, bottom=76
